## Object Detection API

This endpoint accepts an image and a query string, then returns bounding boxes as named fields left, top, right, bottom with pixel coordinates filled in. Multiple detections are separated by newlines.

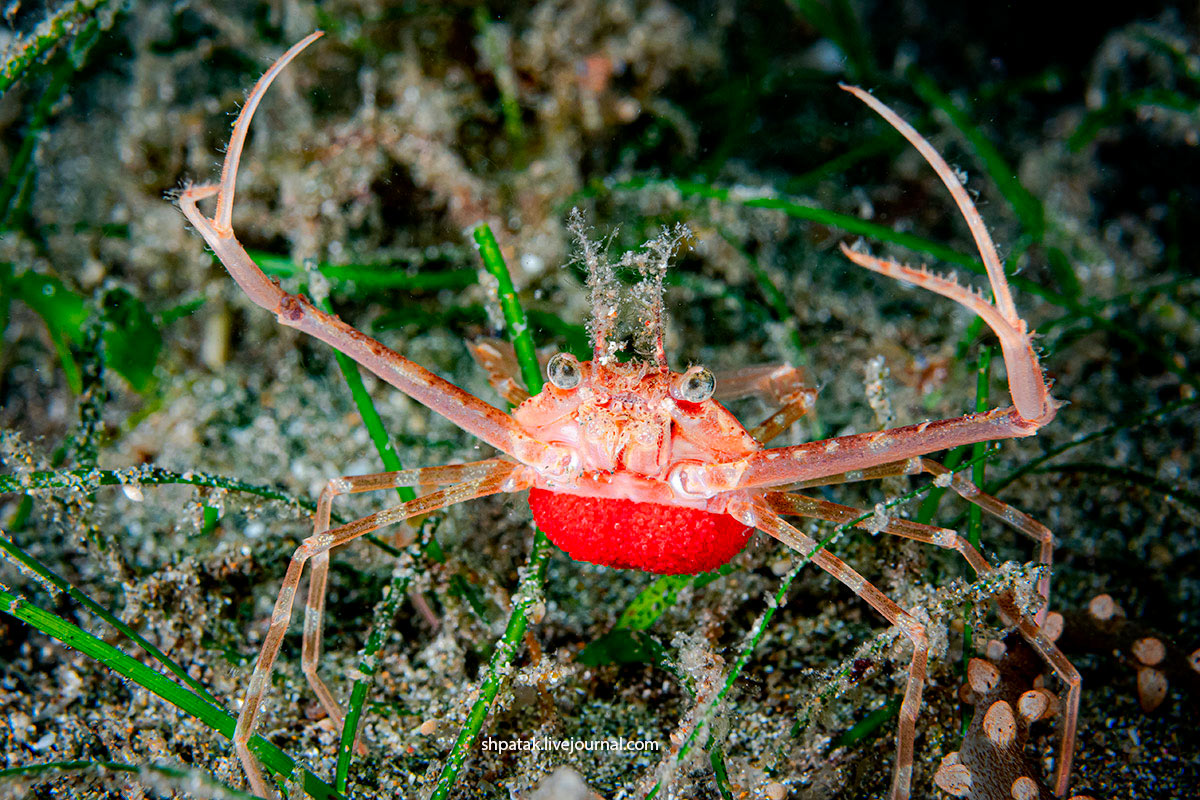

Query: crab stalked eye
left=547, top=352, right=583, bottom=390
left=672, top=366, right=715, bottom=403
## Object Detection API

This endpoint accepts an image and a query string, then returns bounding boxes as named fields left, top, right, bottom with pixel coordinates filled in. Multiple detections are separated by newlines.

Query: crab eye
left=547, top=352, right=582, bottom=390
left=673, top=366, right=715, bottom=403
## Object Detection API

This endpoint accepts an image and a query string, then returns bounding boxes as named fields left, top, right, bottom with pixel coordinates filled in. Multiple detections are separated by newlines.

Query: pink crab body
left=513, top=356, right=762, bottom=573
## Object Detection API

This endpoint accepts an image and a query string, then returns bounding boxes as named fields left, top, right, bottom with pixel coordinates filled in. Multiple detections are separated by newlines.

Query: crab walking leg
left=176, top=37, right=572, bottom=477
left=787, top=457, right=1056, bottom=622
left=299, top=460, right=512, bottom=751
left=677, top=406, right=1043, bottom=496
left=765, top=491, right=1080, bottom=795
left=840, top=85, right=1052, bottom=424
left=748, top=387, right=818, bottom=444
left=730, top=498, right=929, bottom=800
left=995, top=601, right=1081, bottom=796
left=712, top=364, right=809, bottom=405
left=234, top=461, right=531, bottom=798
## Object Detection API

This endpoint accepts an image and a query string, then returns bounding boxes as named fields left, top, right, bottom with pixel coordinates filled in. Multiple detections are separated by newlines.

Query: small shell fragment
left=1136, top=667, right=1168, bottom=712
left=983, top=700, right=1018, bottom=748
left=1088, top=593, right=1115, bottom=621
left=764, top=782, right=787, bottom=800
left=1011, top=776, right=1038, bottom=800
left=968, top=657, right=1001, bottom=694
left=418, top=719, right=438, bottom=736
left=1131, top=637, right=1166, bottom=666
left=933, top=752, right=972, bottom=797
left=985, top=639, right=1007, bottom=661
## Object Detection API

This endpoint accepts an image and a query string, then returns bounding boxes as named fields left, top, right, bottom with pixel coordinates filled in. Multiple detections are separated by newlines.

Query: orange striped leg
left=748, top=384, right=817, bottom=444
left=792, top=457, right=1055, bottom=623
left=765, top=491, right=1079, bottom=796
left=235, top=460, right=529, bottom=798
left=733, top=498, right=928, bottom=800
left=299, top=460, right=513, bottom=753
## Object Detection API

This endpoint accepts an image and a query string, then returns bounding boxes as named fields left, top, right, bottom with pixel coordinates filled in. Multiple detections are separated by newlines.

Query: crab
left=177, top=31, right=1081, bottom=800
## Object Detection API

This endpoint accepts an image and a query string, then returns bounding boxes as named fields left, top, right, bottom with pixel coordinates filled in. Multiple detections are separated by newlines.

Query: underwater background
left=1, top=1, right=1197, bottom=797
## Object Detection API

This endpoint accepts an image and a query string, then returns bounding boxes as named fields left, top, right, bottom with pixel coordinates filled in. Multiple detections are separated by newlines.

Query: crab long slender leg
left=764, top=490, right=1080, bottom=796
left=791, top=457, right=1055, bottom=621
left=675, top=406, right=1042, bottom=495
left=840, top=243, right=1051, bottom=423
left=299, top=460, right=513, bottom=751
left=712, top=364, right=808, bottom=405
left=176, top=35, right=572, bottom=479
left=235, top=460, right=531, bottom=798
left=730, top=498, right=929, bottom=800
left=839, top=84, right=1050, bottom=424
left=748, top=386, right=817, bottom=444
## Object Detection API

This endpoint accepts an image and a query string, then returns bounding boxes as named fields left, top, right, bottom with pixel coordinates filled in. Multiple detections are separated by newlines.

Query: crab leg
left=840, top=84, right=1050, bottom=423
left=300, top=460, right=512, bottom=747
left=765, top=490, right=1079, bottom=796
left=840, top=242, right=1051, bottom=422
left=731, top=497, right=928, bottom=800
left=176, top=35, right=571, bottom=477
left=672, top=88, right=1060, bottom=495
left=467, top=338, right=536, bottom=406
left=747, top=385, right=817, bottom=444
left=675, top=406, right=1040, bottom=496
left=712, top=364, right=808, bottom=405
left=791, top=457, right=1055, bottom=621
left=235, top=460, right=531, bottom=798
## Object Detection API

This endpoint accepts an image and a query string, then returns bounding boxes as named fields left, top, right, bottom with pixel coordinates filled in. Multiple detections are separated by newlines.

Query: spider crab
left=178, top=31, right=1080, bottom=800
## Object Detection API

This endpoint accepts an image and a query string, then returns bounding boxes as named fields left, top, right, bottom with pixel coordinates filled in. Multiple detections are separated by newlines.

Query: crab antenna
left=628, top=224, right=684, bottom=370
left=840, top=84, right=1019, bottom=326
left=570, top=210, right=620, bottom=364
left=213, top=31, right=324, bottom=233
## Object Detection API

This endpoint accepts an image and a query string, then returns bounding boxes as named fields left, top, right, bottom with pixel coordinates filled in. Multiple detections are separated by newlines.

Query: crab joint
left=667, top=459, right=748, bottom=500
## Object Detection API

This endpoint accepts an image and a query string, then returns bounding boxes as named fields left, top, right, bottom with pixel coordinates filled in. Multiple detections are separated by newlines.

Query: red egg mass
left=528, top=487, right=753, bottom=575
